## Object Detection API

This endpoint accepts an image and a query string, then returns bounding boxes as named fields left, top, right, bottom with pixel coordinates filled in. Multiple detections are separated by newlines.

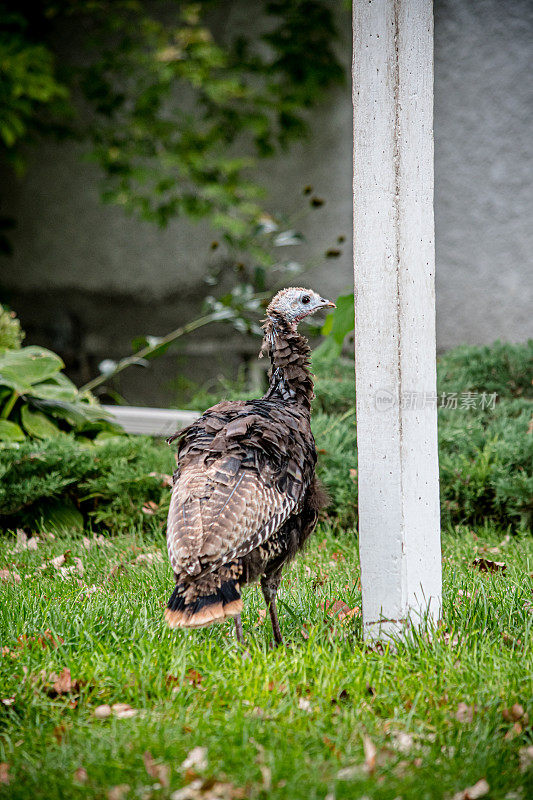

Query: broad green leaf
left=33, top=398, right=111, bottom=426
left=0, top=419, right=25, bottom=441
left=29, top=376, right=78, bottom=402
left=20, top=405, right=61, bottom=439
left=0, top=346, right=63, bottom=386
left=321, top=294, right=354, bottom=349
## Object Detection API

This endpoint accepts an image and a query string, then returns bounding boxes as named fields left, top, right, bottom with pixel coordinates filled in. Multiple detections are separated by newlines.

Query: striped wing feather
left=167, top=453, right=297, bottom=578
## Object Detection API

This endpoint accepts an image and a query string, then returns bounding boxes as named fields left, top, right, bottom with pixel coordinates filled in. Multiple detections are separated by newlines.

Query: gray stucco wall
left=1, top=0, right=532, bottom=403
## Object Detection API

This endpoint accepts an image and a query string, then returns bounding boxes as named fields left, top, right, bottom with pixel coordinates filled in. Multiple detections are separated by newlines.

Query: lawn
left=0, top=523, right=531, bottom=800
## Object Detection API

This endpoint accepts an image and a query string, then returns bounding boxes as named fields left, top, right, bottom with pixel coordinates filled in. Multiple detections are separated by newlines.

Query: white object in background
left=352, top=0, right=442, bottom=639
left=102, top=405, right=199, bottom=437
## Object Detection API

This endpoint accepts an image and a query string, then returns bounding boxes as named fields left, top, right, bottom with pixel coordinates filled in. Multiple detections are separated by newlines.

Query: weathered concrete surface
left=1, top=0, right=532, bottom=379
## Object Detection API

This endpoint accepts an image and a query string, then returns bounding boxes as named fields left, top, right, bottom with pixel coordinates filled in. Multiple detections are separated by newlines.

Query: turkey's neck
left=260, top=316, right=314, bottom=410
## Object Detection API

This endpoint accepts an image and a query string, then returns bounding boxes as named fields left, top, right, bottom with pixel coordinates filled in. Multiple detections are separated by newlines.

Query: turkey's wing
left=167, top=454, right=297, bottom=577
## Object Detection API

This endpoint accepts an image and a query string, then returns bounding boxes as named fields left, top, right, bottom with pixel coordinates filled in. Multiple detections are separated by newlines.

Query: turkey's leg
left=234, top=614, right=244, bottom=644
left=261, top=570, right=283, bottom=646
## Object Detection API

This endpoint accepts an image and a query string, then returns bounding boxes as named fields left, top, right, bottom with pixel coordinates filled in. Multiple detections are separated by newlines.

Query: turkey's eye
left=301, top=294, right=310, bottom=305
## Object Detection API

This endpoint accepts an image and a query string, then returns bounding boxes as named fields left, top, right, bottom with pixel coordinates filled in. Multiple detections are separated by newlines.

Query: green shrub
left=0, top=341, right=531, bottom=535
left=0, top=435, right=173, bottom=532
left=437, top=340, right=533, bottom=399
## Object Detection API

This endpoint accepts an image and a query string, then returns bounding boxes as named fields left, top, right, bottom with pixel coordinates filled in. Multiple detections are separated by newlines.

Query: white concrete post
left=353, top=0, right=442, bottom=639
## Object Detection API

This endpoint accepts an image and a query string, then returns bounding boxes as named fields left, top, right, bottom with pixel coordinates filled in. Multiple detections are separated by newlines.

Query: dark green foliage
left=0, top=435, right=173, bottom=532
left=437, top=340, right=533, bottom=399
left=312, top=341, right=532, bottom=531
left=0, top=341, right=531, bottom=534
left=0, top=306, right=119, bottom=442
left=1, top=0, right=346, bottom=247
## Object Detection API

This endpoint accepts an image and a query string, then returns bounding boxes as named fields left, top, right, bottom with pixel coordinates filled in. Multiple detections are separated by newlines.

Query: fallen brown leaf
left=472, top=557, right=506, bottom=574
left=53, top=723, right=67, bottom=743
left=186, top=669, right=203, bottom=687
left=108, top=785, right=130, bottom=800
left=181, top=746, right=208, bottom=773
left=170, top=779, right=245, bottom=800
left=49, top=667, right=80, bottom=696
left=142, top=501, right=159, bottom=515
left=73, top=767, right=88, bottom=783
left=0, top=763, right=9, bottom=785
left=134, top=552, right=163, bottom=566
left=0, top=569, right=21, bottom=584
left=111, top=703, right=137, bottom=719
left=455, top=702, right=474, bottom=723
left=519, top=745, right=533, bottom=772
left=320, top=599, right=361, bottom=622
left=94, top=704, right=112, bottom=719
left=298, top=697, right=312, bottom=712
left=451, top=778, right=490, bottom=800
left=12, top=530, right=40, bottom=553
left=363, top=734, right=377, bottom=774
left=504, top=721, right=522, bottom=740
left=143, top=751, right=170, bottom=787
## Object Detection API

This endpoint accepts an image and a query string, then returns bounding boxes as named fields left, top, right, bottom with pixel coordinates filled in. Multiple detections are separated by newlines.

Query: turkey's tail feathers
left=164, top=580, right=242, bottom=629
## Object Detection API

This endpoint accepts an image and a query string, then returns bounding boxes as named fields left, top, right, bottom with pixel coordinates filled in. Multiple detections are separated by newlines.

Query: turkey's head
left=266, top=287, right=335, bottom=328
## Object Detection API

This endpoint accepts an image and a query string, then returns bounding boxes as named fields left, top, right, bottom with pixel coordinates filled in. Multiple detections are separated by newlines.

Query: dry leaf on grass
left=455, top=702, right=474, bottom=723
left=519, top=745, right=533, bottom=772
left=472, top=557, right=506, bottom=574
left=94, top=704, right=112, bottom=719
left=256, top=609, right=267, bottom=625
left=142, top=501, right=159, bottom=515
left=336, top=765, right=359, bottom=780
left=186, top=669, right=203, bottom=687
left=111, top=703, right=137, bottom=719
left=298, top=697, right=312, bottom=712
left=143, top=751, right=170, bottom=787
left=134, top=552, right=163, bottom=566
left=320, top=599, right=361, bottom=623
left=171, top=779, right=245, bottom=800
left=73, top=767, right=88, bottom=783
left=0, top=569, right=21, bottom=584
left=181, top=746, right=208, bottom=773
left=0, top=763, right=9, bottom=785
left=363, top=735, right=377, bottom=774
left=393, top=731, right=414, bottom=753
left=45, top=667, right=81, bottom=697
left=53, top=723, right=67, bottom=743
left=504, top=721, right=523, bottom=740
left=148, top=472, right=173, bottom=488
left=12, top=530, right=40, bottom=553
left=502, top=703, right=526, bottom=722
left=451, top=778, right=490, bottom=800
left=108, top=784, right=130, bottom=800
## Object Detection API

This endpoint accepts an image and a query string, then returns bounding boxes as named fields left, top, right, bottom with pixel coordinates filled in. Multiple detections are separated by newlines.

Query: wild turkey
left=164, top=287, right=335, bottom=644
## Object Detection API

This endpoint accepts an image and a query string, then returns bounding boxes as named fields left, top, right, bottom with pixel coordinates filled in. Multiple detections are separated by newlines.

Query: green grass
left=0, top=525, right=532, bottom=799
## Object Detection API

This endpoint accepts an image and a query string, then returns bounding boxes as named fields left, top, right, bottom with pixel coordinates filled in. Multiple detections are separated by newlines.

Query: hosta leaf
left=21, top=406, right=61, bottom=439
left=29, top=376, right=78, bottom=402
left=0, top=420, right=25, bottom=441
left=32, top=398, right=111, bottom=426
left=0, top=346, right=63, bottom=386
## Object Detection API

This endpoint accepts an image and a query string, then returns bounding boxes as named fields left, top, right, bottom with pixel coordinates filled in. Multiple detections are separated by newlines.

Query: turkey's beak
left=320, top=297, right=336, bottom=309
